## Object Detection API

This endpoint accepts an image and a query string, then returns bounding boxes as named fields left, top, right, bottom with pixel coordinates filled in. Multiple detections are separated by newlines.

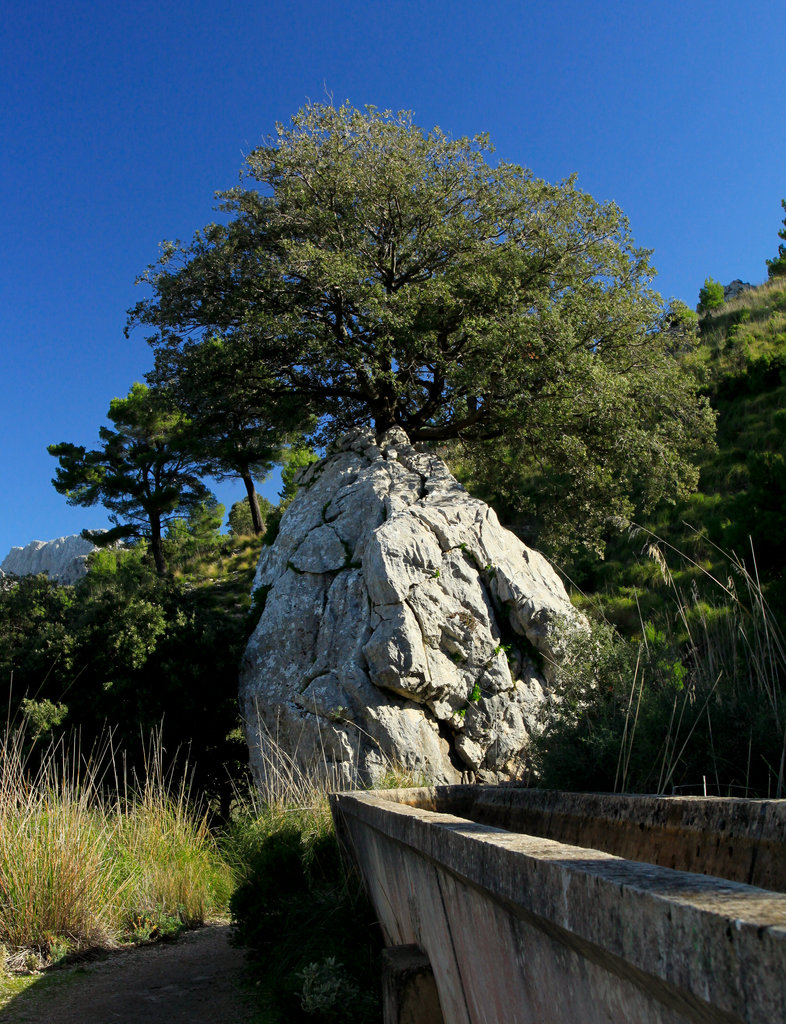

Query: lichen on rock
left=240, top=428, right=582, bottom=788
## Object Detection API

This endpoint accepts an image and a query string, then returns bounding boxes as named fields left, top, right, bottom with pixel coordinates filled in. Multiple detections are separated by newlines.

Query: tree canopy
left=129, top=101, right=715, bottom=551
left=49, top=383, right=211, bottom=574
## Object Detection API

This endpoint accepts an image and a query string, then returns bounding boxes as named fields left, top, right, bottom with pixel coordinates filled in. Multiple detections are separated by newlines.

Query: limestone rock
left=240, top=429, right=582, bottom=788
left=0, top=534, right=97, bottom=585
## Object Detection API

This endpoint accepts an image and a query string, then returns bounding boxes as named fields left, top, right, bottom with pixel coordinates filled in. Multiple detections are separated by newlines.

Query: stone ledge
left=333, top=787, right=786, bottom=1024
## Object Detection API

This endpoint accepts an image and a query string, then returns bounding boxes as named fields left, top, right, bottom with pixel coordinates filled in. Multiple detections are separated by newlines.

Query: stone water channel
left=332, top=787, right=786, bottom=1024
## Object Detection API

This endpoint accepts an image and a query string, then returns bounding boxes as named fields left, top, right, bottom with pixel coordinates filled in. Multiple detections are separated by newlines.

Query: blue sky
left=2, top=0, right=785, bottom=556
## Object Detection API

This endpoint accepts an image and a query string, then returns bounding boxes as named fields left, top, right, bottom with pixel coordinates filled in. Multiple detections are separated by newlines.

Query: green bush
left=227, top=802, right=381, bottom=1023
left=0, top=547, right=253, bottom=815
left=228, top=495, right=274, bottom=536
left=766, top=198, right=786, bottom=279
left=537, top=540, right=786, bottom=797
left=697, top=276, right=725, bottom=314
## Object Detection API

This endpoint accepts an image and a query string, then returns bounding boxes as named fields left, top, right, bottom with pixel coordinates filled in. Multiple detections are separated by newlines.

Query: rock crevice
left=240, top=428, right=582, bottom=787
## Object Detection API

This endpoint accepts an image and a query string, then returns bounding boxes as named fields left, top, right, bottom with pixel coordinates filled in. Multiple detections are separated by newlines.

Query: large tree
left=49, top=383, right=211, bottom=574
left=129, top=102, right=715, bottom=550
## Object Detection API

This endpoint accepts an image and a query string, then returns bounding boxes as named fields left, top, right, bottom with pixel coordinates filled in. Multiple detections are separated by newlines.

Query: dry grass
left=223, top=718, right=428, bottom=887
left=0, top=727, right=232, bottom=970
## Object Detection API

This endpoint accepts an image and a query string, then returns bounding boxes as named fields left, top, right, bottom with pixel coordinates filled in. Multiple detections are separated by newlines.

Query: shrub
left=536, top=535, right=786, bottom=797
left=227, top=800, right=381, bottom=1023
left=224, top=733, right=385, bottom=1023
left=228, top=495, right=274, bottom=537
left=766, top=198, right=786, bottom=279
left=697, top=276, right=725, bottom=314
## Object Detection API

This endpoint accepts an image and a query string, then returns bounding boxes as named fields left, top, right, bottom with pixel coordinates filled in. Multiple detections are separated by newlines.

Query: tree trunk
left=149, top=514, right=167, bottom=576
left=242, top=473, right=265, bottom=535
left=372, top=402, right=398, bottom=436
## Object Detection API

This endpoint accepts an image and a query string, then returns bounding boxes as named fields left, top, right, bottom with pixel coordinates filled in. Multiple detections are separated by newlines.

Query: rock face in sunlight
left=240, top=429, right=582, bottom=788
left=0, top=534, right=96, bottom=586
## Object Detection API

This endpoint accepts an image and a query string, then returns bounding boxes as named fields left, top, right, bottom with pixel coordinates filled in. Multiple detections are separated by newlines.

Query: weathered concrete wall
left=332, top=787, right=786, bottom=1024
left=380, top=785, right=786, bottom=891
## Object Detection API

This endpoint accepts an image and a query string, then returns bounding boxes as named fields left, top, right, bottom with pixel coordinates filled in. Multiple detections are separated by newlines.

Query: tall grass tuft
left=538, top=531, right=786, bottom=797
left=111, top=734, right=233, bottom=933
left=0, top=725, right=232, bottom=968
left=651, top=530, right=786, bottom=796
left=0, top=730, right=117, bottom=956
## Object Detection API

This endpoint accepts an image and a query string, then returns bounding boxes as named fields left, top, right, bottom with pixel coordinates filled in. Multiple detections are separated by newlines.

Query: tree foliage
left=0, top=546, right=254, bottom=813
left=163, top=496, right=225, bottom=567
left=49, top=383, right=212, bottom=574
left=129, top=102, right=714, bottom=551
left=766, top=198, right=786, bottom=279
left=697, top=276, right=725, bottom=314
left=150, top=337, right=309, bottom=533
left=447, top=296, right=713, bottom=554
left=228, top=495, right=273, bottom=536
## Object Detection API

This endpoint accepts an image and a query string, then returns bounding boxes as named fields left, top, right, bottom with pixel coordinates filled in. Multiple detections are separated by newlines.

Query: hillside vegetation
left=575, top=275, right=786, bottom=619
left=0, top=525, right=266, bottom=816
left=2, top=279, right=786, bottom=1023
left=5, top=279, right=786, bottom=807
left=530, top=276, right=786, bottom=798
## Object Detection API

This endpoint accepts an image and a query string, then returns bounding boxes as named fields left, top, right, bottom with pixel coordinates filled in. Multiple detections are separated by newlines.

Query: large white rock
left=0, top=535, right=96, bottom=585
left=240, top=429, right=582, bottom=788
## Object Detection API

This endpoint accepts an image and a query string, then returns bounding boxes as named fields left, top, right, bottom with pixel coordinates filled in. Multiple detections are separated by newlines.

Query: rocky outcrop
left=0, top=535, right=96, bottom=585
left=240, top=429, right=583, bottom=788
left=723, top=279, right=753, bottom=302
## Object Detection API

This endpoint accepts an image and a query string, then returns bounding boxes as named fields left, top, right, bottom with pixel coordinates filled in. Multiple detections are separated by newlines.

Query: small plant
left=44, top=933, right=72, bottom=965
left=19, top=698, right=67, bottom=740
left=127, top=913, right=157, bottom=944
left=298, top=955, right=360, bottom=1018
left=492, top=643, right=513, bottom=665
left=449, top=609, right=476, bottom=631
left=126, top=907, right=186, bottom=944
left=469, top=681, right=482, bottom=703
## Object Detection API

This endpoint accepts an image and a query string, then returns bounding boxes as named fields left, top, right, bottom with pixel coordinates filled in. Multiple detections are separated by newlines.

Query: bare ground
left=0, top=924, right=259, bottom=1024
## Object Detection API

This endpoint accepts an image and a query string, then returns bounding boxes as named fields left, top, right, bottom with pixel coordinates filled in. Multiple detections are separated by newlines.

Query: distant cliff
left=0, top=535, right=97, bottom=585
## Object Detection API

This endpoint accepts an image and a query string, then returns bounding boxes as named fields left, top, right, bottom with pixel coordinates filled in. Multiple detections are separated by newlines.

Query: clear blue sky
left=2, top=0, right=784, bottom=556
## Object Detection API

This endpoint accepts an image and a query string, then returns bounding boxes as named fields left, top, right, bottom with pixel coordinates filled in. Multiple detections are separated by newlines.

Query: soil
left=0, top=924, right=258, bottom=1024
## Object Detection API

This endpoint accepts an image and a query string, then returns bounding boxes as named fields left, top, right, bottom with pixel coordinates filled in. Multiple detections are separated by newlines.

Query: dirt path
left=0, top=924, right=258, bottom=1024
